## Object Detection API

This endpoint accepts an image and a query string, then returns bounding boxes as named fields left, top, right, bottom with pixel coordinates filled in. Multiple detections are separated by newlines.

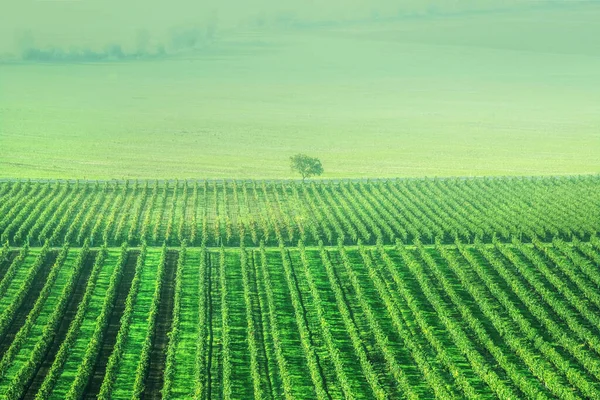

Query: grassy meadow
left=1, top=5, right=599, bottom=179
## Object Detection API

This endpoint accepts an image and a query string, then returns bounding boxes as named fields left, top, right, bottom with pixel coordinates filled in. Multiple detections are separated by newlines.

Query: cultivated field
left=1, top=175, right=600, bottom=398
left=2, top=5, right=600, bottom=179
left=0, top=175, right=599, bottom=248
left=2, top=4, right=599, bottom=398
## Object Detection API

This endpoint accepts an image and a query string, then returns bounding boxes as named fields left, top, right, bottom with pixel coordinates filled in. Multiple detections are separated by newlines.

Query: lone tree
left=290, top=154, right=323, bottom=182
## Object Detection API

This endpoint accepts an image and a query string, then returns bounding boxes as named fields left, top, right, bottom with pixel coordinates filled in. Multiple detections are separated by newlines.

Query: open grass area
left=1, top=5, right=599, bottom=179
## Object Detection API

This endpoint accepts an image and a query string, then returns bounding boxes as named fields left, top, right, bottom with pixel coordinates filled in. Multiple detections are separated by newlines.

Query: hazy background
left=0, top=0, right=572, bottom=60
left=1, top=0, right=599, bottom=178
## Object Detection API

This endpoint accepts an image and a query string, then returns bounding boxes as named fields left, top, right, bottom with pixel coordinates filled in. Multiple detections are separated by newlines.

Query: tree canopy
left=290, top=154, right=323, bottom=181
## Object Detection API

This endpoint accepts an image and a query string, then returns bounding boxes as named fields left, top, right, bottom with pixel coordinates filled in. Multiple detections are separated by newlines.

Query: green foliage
left=4, top=243, right=89, bottom=399
left=65, top=243, right=129, bottom=400
left=0, top=241, right=600, bottom=398
left=98, top=243, right=147, bottom=399
left=290, top=154, right=324, bottom=181
left=2, top=175, right=600, bottom=399
left=2, top=175, right=598, bottom=248
left=35, top=246, right=108, bottom=400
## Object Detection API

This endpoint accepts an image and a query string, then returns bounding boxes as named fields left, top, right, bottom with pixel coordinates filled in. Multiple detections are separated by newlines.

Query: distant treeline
left=5, top=0, right=584, bottom=64
left=20, top=45, right=166, bottom=63
left=11, top=24, right=217, bottom=63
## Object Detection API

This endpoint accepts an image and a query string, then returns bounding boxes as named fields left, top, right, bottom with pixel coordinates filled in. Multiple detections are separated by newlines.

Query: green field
left=1, top=5, right=599, bottom=179
left=1, top=176, right=598, bottom=247
left=0, top=176, right=600, bottom=398
left=1, top=4, right=600, bottom=398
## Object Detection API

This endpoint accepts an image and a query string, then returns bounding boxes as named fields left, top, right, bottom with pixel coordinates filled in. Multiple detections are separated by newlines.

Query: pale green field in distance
left=1, top=5, right=599, bottom=179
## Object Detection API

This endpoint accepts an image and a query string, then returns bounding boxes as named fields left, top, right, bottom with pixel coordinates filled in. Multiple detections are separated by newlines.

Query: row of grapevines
left=495, top=240, right=600, bottom=357
left=0, top=181, right=32, bottom=218
left=74, top=183, right=107, bottom=245
left=4, top=243, right=91, bottom=398
left=30, top=185, right=72, bottom=245
left=533, top=237, right=600, bottom=312
left=0, top=184, right=51, bottom=243
left=162, top=242, right=187, bottom=398
left=164, top=182, right=181, bottom=245
left=553, top=238, right=600, bottom=290
left=383, top=182, right=439, bottom=240
left=357, top=243, right=454, bottom=398
left=47, top=186, right=90, bottom=245
left=297, top=241, right=355, bottom=399
left=176, top=182, right=189, bottom=243
left=139, top=181, right=159, bottom=243
left=218, top=245, right=232, bottom=399
left=102, top=183, right=133, bottom=245
left=316, top=244, right=386, bottom=398
left=398, top=240, right=524, bottom=398
left=62, top=188, right=98, bottom=245
left=65, top=243, right=129, bottom=399
left=37, top=183, right=80, bottom=244
left=514, top=238, right=600, bottom=343
left=257, top=243, right=294, bottom=399
left=2, top=177, right=600, bottom=246
left=278, top=242, right=329, bottom=399
left=0, top=181, right=19, bottom=204
left=437, top=240, right=590, bottom=398
left=287, top=183, right=316, bottom=242
left=356, top=181, right=409, bottom=241
left=126, top=182, right=150, bottom=244
left=0, top=243, right=70, bottom=381
left=131, top=244, right=168, bottom=398
left=0, top=241, right=10, bottom=266
left=475, top=241, right=600, bottom=385
left=340, top=183, right=388, bottom=241
left=97, top=243, right=147, bottom=399
left=189, top=182, right=200, bottom=245
left=35, top=246, right=108, bottom=399
left=0, top=244, right=29, bottom=298
left=302, top=186, right=324, bottom=241
left=239, top=246, right=264, bottom=399
left=12, top=184, right=62, bottom=245
left=193, top=246, right=207, bottom=399
left=88, top=187, right=119, bottom=246
left=112, top=181, right=140, bottom=243
left=373, top=241, right=478, bottom=398
left=0, top=243, right=51, bottom=339
left=308, top=183, right=346, bottom=243
left=200, top=181, right=209, bottom=246
left=322, top=183, right=368, bottom=243
left=336, top=243, right=418, bottom=399
left=151, top=183, right=170, bottom=244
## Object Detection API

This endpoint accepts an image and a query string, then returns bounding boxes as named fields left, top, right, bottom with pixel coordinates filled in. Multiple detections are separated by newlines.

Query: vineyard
left=1, top=175, right=600, bottom=398
left=0, top=175, right=598, bottom=247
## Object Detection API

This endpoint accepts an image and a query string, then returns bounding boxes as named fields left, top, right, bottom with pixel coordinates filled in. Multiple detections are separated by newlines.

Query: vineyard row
left=1, top=237, right=600, bottom=398
left=0, top=175, right=598, bottom=247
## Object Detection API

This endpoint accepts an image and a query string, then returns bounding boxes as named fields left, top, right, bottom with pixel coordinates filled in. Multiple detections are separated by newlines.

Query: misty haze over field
left=0, top=1, right=579, bottom=59
left=0, top=0, right=599, bottom=178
